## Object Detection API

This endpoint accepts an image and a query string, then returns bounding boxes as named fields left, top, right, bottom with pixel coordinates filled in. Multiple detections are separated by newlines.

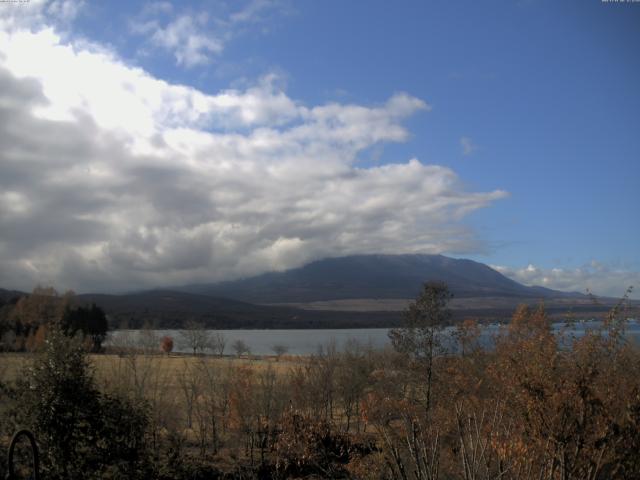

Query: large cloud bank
left=0, top=11, right=508, bottom=293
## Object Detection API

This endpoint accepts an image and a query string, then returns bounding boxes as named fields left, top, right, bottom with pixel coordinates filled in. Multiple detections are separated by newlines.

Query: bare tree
left=179, top=320, right=213, bottom=355
left=388, top=281, right=451, bottom=415
left=336, top=339, right=371, bottom=432
left=192, top=357, right=226, bottom=455
left=271, top=344, right=289, bottom=361
left=177, top=359, right=201, bottom=429
left=306, top=340, right=339, bottom=422
left=232, top=339, right=250, bottom=357
left=212, top=332, right=227, bottom=357
left=137, top=322, right=160, bottom=354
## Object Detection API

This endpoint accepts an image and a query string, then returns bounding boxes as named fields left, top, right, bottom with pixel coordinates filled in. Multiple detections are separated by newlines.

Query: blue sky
left=0, top=0, right=638, bottom=296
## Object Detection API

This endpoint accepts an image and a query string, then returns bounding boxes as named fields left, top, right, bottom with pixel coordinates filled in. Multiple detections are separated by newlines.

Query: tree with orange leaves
left=160, top=335, right=173, bottom=354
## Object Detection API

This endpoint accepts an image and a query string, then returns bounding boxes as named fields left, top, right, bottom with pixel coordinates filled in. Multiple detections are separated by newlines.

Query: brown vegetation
left=1, top=284, right=639, bottom=479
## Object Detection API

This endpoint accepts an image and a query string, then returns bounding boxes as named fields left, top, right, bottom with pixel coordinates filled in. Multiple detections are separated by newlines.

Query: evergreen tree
left=12, top=325, right=150, bottom=479
left=61, top=303, right=108, bottom=352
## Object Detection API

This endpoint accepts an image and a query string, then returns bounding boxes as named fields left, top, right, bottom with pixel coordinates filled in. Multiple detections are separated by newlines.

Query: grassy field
left=0, top=352, right=303, bottom=389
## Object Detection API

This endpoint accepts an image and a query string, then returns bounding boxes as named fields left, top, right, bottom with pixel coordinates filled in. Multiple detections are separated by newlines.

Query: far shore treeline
left=0, top=284, right=622, bottom=334
left=0, top=287, right=108, bottom=353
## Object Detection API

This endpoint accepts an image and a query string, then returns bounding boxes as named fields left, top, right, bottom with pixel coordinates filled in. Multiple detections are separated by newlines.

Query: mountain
left=3, top=255, right=618, bottom=329
left=181, top=254, right=582, bottom=304
left=0, top=288, right=26, bottom=304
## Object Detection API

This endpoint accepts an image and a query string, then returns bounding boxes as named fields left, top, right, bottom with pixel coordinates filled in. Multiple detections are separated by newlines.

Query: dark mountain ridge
left=181, top=254, right=583, bottom=303
left=0, top=288, right=26, bottom=303
left=4, top=255, right=622, bottom=329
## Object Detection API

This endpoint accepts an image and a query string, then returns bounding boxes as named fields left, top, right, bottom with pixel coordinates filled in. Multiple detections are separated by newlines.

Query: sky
left=0, top=0, right=638, bottom=297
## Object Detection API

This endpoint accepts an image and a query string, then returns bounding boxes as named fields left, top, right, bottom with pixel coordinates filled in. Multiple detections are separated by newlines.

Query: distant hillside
left=181, top=254, right=583, bottom=304
left=74, top=289, right=613, bottom=329
left=0, top=265, right=624, bottom=328
left=0, top=288, right=26, bottom=304
left=74, top=290, right=402, bottom=329
left=2, top=255, right=623, bottom=329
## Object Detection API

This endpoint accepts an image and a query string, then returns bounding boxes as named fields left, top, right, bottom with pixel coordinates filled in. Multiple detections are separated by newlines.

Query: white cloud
left=44, top=0, right=83, bottom=22
left=0, top=0, right=83, bottom=31
left=460, top=136, right=478, bottom=156
left=230, top=0, right=280, bottom=24
left=492, top=263, right=639, bottom=299
left=147, top=13, right=223, bottom=68
left=142, top=2, right=173, bottom=16
left=130, top=0, right=285, bottom=68
left=0, top=24, right=508, bottom=293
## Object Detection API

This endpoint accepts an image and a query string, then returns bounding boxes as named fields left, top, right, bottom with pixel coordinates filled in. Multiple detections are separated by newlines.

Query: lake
left=106, top=319, right=640, bottom=356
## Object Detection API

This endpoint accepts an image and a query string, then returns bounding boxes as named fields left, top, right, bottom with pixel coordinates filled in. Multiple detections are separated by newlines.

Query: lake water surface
left=107, top=320, right=640, bottom=356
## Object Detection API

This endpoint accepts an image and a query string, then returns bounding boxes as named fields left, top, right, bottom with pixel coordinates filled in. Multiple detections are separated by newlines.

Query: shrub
left=160, top=335, right=174, bottom=354
left=10, top=326, right=150, bottom=479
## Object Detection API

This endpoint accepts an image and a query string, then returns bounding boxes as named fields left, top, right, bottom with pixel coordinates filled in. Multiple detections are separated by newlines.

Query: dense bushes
left=271, top=412, right=375, bottom=479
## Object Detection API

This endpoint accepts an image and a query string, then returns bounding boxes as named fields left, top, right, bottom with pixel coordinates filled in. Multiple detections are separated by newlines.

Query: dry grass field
left=0, top=352, right=303, bottom=390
